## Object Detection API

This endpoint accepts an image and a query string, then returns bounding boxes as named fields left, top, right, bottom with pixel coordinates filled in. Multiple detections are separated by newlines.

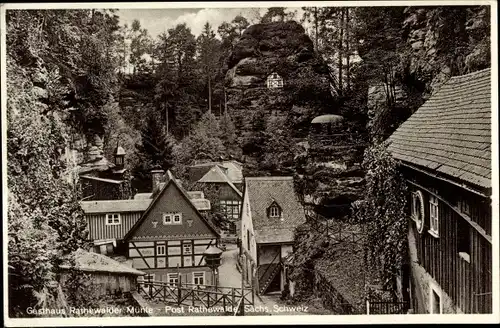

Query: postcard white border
left=1, top=1, right=498, bottom=326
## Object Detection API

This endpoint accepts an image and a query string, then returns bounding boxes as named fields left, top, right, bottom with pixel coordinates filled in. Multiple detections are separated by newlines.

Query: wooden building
left=388, top=68, right=492, bottom=314
left=81, top=170, right=212, bottom=260
left=78, top=143, right=131, bottom=201
left=266, top=72, right=284, bottom=89
left=188, top=160, right=244, bottom=238
left=240, top=177, right=305, bottom=295
left=59, top=249, right=145, bottom=297
left=123, top=172, right=220, bottom=286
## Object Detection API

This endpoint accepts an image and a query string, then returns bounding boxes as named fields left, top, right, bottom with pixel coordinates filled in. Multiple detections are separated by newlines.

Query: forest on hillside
left=6, top=6, right=491, bottom=316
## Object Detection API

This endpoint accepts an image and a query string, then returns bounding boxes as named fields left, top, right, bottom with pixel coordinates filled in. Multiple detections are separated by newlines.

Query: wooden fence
left=137, top=280, right=254, bottom=313
left=367, top=300, right=410, bottom=314
left=305, top=210, right=365, bottom=245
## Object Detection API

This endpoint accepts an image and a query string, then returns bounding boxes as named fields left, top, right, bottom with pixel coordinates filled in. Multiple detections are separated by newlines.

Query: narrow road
left=218, top=244, right=243, bottom=288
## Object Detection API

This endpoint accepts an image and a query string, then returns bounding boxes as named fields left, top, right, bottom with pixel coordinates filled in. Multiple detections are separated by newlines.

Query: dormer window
left=268, top=202, right=282, bottom=218
left=270, top=206, right=280, bottom=218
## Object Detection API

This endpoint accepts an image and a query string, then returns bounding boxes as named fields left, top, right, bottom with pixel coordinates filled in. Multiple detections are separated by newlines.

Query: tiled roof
left=388, top=68, right=491, bottom=193
left=191, top=198, right=211, bottom=211
left=124, top=170, right=220, bottom=240
left=81, top=199, right=152, bottom=213
left=246, top=177, right=306, bottom=244
left=78, top=157, right=115, bottom=174
left=80, top=175, right=123, bottom=184
left=133, top=193, right=153, bottom=200
left=191, top=160, right=243, bottom=183
left=187, top=191, right=205, bottom=199
left=198, top=166, right=243, bottom=198
left=60, top=249, right=145, bottom=276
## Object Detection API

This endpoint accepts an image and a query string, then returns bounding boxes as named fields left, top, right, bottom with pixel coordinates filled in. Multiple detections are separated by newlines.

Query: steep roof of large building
left=191, top=160, right=243, bottom=184
left=246, top=177, right=305, bottom=244
left=81, top=199, right=152, bottom=213
left=198, top=165, right=243, bottom=198
left=123, top=171, right=219, bottom=240
left=388, top=68, right=491, bottom=194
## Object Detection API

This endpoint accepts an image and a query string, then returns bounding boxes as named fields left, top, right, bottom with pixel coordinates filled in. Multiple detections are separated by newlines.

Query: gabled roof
left=60, top=249, right=145, bottom=276
left=198, top=165, right=243, bottom=198
left=81, top=199, right=152, bottom=213
left=388, top=68, right=491, bottom=194
left=245, top=177, right=305, bottom=244
left=124, top=171, right=220, bottom=240
left=190, top=160, right=243, bottom=184
left=80, top=175, right=124, bottom=184
left=78, top=157, right=115, bottom=174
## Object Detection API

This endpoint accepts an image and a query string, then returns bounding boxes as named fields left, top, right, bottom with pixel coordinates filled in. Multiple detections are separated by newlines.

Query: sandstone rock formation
left=223, top=21, right=332, bottom=134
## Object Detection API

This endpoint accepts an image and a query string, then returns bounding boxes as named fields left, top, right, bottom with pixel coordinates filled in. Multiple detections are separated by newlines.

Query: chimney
left=151, top=169, right=165, bottom=193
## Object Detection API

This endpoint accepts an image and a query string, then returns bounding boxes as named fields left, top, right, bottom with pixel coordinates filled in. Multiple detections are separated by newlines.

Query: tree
left=128, top=19, right=153, bottom=75
left=197, top=22, right=221, bottom=114
left=133, top=110, right=175, bottom=192
left=172, top=112, right=227, bottom=179
left=219, top=112, right=239, bottom=156
left=261, top=7, right=289, bottom=23
left=153, top=23, right=202, bottom=139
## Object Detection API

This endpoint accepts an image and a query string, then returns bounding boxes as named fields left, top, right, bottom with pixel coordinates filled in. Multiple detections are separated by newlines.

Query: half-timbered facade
left=388, top=68, right=492, bottom=314
left=240, top=177, right=305, bottom=295
left=123, top=173, right=220, bottom=285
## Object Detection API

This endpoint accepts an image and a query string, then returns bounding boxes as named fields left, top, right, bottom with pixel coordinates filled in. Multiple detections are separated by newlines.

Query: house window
left=193, top=272, right=205, bottom=286
left=183, top=243, right=192, bottom=255
left=429, top=194, right=439, bottom=237
left=429, top=284, right=442, bottom=314
left=157, top=244, right=166, bottom=256
left=163, top=213, right=172, bottom=225
left=173, top=213, right=182, bottom=224
left=457, top=220, right=471, bottom=263
left=167, top=273, right=178, bottom=286
left=106, top=213, right=121, bottom=225
left=163, top=213, right=182, bottom=225
left=139, top=273, right=155, bottom=284
left=411, top=191, right=424, bottom=233
left=269, top=205, right=280, bottom=218
left=220, top=200, right=241, bottom=219
left=247, top=230, right=251, bottom=250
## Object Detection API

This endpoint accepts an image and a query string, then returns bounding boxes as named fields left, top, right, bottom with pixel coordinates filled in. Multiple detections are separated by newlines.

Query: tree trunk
left=346, top=8, right=350, bottom=91
left=314, top=7, right=319, bottom=51
left=224, top=87, right=228, bottom=115
left=208, top=74, right=212, bottom=114
left=338, top=9, right=344, bottom=96
left=165, top=84, right=169, bottom=135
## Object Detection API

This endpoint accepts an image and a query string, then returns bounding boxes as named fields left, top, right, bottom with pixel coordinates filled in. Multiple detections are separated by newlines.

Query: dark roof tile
left=246, top=177, right=306, bottom=244
left=388, top=68, right=491, bottom=191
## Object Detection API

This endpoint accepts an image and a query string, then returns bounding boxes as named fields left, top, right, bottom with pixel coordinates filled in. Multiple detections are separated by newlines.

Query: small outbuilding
left=266, top=72, right=283, bottom=89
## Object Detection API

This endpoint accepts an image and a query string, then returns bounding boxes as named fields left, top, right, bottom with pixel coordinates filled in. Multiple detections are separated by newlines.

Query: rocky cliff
left=223, top=21, right=333, bottom=137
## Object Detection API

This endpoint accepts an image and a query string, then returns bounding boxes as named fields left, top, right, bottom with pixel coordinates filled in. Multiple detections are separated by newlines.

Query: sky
left=118, top=7, right=306, bottom=38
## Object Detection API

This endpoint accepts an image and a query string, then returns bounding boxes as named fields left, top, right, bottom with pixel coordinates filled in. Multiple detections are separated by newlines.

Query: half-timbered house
left=240, top=177, right=305, bottom=295
left=81, top=170, right=212, bottom=259
left=388, top=68, right=492, bottom=314
left=123, top=172, right=220, bottom=286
